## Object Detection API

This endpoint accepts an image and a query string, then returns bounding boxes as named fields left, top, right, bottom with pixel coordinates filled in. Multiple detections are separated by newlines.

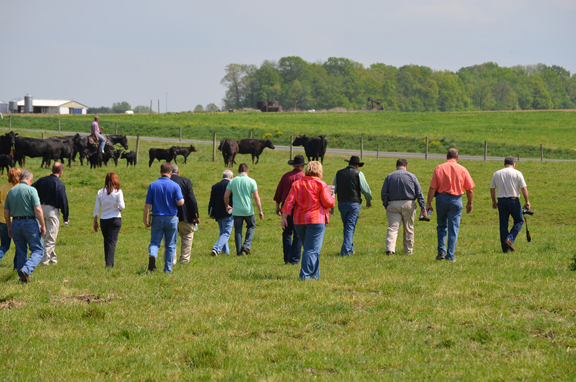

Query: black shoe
left=436, top=254, right=445, bottom=260
left=18, top=270, right=30, bottom=283
left=242, top=246, right=252, bottom=255
left=505, top=239, right=515, bottom=252
left=148, top=256, right=157, bottom=271
left=386, top=251, right=394, bottom=255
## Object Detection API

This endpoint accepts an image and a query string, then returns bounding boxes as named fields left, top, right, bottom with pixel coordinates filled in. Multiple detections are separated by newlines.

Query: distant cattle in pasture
left=236, top=139, right=275, bottom=164
left=149, top=148, right=174, bottom=167
left=292, top=135, right=327, bottom=164
left=14, top=136, right=70, bottom=168
left=219, top=139, right=239, bottom=168
left=170, top=145, right=197, bottom=164
left=121, top=151, right=137, bottom=167
left=0, top=154, right=14, bottom=174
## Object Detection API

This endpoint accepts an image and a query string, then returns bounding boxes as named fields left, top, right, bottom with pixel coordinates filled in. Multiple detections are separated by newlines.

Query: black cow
left=14, top=136, right=68, bottom=168
left=149, top=148, right=174, bottom=167
left=236, top=139, right=275, bottom=164
left=46, top=137, right=74, bottom=167
left=121, top=151, right=137, bottom=167
left=109, top=149, right=123, bottom=167
left=0, top=154, right=14, bottom=174
left=72, top=133, right=88, bottom=166
left=0, top=132, right=17, bottom=155
left=292, top=135, right=327, bottom=164
left=170, top=145, right=196, bottom=164
left=218, top=139, right=239, bottom=168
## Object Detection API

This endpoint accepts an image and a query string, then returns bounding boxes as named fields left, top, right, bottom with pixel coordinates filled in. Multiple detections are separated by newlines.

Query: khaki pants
left=174, top=221, right=194, bottom=264
left=385, top=200, right=417, bottom=255
left=40, top=205, right=60, bottom=265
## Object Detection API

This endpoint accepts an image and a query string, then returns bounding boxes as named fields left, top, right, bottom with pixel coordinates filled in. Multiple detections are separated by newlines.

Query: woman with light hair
left=281, top=161, right=334, bottom=280
left=0, top=167, right=22, bottom=268
left=93, top=173, right=125, bottom=267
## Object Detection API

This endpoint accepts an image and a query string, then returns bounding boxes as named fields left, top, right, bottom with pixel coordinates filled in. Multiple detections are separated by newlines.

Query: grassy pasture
left=1, top=110, right=575, bottom=159
left=0, top=130, right=575, bottom=381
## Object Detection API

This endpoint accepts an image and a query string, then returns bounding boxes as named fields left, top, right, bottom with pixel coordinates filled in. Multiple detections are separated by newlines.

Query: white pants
left=172, top=221, right=194, bottom=264
left=41, top=205, right=60, bottom=265
left=385, top=200, right=417, bottom=254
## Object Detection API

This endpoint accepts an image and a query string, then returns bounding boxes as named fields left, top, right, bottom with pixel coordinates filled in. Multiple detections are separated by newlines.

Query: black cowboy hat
left=345, top=155, right=364, bottom=167
left=288, top=155, right=306, bottom=166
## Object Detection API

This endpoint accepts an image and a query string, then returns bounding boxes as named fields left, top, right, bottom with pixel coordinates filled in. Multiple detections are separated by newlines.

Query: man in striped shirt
left=381, top=159, right=426, bottom=255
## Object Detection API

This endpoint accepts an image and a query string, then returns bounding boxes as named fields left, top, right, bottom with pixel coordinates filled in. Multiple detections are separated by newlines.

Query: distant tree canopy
left=221, top=58, right=576, bottom=111
left=133, top=105, right=151, bottom=113
left=88, top=101, right=133, bottom=114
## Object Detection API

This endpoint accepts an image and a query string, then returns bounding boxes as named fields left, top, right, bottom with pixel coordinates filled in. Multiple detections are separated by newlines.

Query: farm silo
left=24, top=94, right=33, bottom=113
left=9, top=100, right=18, bottom=113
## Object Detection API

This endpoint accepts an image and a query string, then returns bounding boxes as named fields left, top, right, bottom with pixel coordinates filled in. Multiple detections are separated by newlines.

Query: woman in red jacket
left=281, top=161, right=335, bottom=280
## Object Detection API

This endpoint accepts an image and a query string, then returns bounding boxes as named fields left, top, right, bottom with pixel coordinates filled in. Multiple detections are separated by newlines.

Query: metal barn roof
left=16, top=99, right=88, bottom=108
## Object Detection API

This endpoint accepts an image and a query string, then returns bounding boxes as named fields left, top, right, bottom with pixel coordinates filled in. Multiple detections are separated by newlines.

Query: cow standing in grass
left=236, top=139, right=275, bottom=164
left=219, top=139, right=239, bottom=168
left=170, top=145, right=196, bottom=164
left=292, top=135, right=327, bottom=164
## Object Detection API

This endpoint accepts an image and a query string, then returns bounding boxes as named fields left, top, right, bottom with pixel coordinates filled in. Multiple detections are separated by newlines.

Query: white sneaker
left=211, top=249, right=218, bottom=257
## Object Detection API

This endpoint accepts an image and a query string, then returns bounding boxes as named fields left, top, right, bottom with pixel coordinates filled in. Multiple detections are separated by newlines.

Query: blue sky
left=1, top=0, right=574, bottom=112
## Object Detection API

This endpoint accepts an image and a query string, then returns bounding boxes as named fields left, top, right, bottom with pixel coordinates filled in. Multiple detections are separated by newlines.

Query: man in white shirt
left=490, top=156, right=531, bottom=253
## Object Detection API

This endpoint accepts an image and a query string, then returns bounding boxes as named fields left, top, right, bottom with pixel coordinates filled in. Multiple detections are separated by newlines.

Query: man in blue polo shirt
left=143, top=162, right=184, bottom=273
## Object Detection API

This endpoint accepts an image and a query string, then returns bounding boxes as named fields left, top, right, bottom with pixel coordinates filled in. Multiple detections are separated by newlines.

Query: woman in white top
left=93, top=173, right=125, bottom=267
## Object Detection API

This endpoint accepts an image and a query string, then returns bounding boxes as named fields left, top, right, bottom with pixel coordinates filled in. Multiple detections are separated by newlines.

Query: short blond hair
left=305, top=161, right=323, bottom=179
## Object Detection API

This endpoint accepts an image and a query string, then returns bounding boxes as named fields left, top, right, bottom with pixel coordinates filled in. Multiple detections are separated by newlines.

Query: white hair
left=222, top=170, right=233, bottom=179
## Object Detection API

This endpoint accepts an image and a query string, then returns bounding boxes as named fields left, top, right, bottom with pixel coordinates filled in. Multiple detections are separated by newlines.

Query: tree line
left=88, top=102, right=151, bottom=114
left=221, top=57, right=576, bottom=112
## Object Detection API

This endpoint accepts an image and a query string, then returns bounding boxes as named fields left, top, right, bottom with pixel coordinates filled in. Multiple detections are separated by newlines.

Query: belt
left=439, top=193, right=461, bottom=196
left=13, top=216, right=36, bottom=220
left=498, top=197, right=518, bottom=199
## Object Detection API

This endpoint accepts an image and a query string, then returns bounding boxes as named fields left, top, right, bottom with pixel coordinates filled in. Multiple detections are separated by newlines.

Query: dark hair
left=104, top=173, right=120, bottom=195
left=238, top=163, right=249, bottom=173
left=504, top=156, right=516, bottom=166
left=160, top=162, right=172, bottom=175
left=447, top=148, right=459, bottom=159
left=396, top=158, right=408, bottom=167
left=52, top=162, right=63, bottom=175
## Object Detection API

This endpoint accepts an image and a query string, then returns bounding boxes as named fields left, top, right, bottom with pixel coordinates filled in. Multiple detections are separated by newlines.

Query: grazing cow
left=86, top=150, right=123, bottom=168
left=14, top=136, right=68, bottom=168
left=219, top=139, right=239, bottom=167
left=121, top=151, right=137, bottom=167
left=148, top=148, right=174, bottom=167
left=46, top=137, right=74, bottom=167
left=292, top=135, right=328, bottom=164
left=236, top=139, right=275, bottom=164
left=170, top=145, right=196, bottom=164
left=0, top=154, right=14, bottom=174
left=72, top=133, right=88, bottom=166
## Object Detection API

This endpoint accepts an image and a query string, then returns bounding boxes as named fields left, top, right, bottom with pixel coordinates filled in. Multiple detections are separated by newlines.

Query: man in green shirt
left=224, top=163, right=263, bottom=256
left=333, top=156, right=373, bottom=256
left=4, top=170, right=46, bottom=283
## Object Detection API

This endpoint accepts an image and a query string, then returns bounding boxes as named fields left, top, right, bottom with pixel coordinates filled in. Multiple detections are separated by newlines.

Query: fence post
left=158, top=100, right=160, bottom=114
left=540, top=144, right=543, bottom=161
left=290, top=135, right=293, bottom=160
left=425, top=136, right=428, bottom=160
left=360, top=136, right=363, bottom=159
left=484, top=141, right=487, bottom=161
left=150, top=100, right=153, bottom=114
left=179, top=127, right=182, bottom=142
left=42, top=132, right=45, bottom=139
left=9, top=115, right=11, bottom=129
left=377, top=144, right=380, bottom=159
left=249, top=131, right=252, bottom=139
left=58, top=119, right=61, bottom=133
left=213, top=132, right=217, bottom=162
left=136, top=135, right=140, bottom=165
left=115, top=123, right=118, bottom=134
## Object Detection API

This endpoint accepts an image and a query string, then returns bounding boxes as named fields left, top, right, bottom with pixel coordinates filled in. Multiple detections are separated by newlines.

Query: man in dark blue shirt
left=208, top=169, right=233, bottom=256
left=381, top=159, right=425, bottom=255
left=143, top=162, right=184, bottom=273
left=32, top=162, right=69, bottom=266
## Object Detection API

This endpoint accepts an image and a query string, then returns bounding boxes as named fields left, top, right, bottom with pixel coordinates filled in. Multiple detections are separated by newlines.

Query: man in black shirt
left=32, top=162, right=69, bottom=266
left=170, top=165, right=199, bottom=264
left=208, top=169, right=233, bottom=256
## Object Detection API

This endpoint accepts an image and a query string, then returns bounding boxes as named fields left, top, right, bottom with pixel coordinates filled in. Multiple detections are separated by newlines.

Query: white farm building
left=16, top=99, right=88, bottom=114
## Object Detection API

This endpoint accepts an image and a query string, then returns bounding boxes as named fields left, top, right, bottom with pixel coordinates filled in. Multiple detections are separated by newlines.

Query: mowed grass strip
left=2, top=110, right=576, bottom=158
left=0, top=136, right=575, bottom=381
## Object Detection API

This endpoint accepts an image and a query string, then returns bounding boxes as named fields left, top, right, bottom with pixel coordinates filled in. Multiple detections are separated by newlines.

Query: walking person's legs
left=233, top=216, right=244, bottom=256
left=177, top=221, right=194, bottom=263
left=40, top=205, right=60, bottom=265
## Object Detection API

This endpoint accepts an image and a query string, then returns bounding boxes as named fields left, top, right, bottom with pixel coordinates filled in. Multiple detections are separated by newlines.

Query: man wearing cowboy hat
left=333, top=155, right=372, bottom=256
left=274, top=155, right=306, bottom=265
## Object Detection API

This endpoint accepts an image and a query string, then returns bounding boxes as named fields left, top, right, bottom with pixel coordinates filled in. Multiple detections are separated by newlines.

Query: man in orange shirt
left=426, top=148, right=475, bottom=262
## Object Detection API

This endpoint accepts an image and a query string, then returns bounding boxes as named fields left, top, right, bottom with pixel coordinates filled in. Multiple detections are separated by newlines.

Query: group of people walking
left=0, top=146, right=531, bottom=283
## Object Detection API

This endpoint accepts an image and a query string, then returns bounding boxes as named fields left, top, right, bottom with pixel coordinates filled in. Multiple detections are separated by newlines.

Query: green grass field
left=1, top=110, right=575, bottom=159
left=1, top=130, right=576, bottom=381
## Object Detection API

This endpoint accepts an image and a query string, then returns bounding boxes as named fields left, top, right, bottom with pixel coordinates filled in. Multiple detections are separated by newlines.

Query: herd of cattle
left=0, top=131, right=328, bottom=172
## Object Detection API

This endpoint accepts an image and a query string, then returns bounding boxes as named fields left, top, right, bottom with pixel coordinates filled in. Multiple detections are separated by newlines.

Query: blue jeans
left=294, top=224, right=325, bottom=280
left=282, top=210, right=302, bottom=264
left=213, top=215, right=233, bottom=254
left=97, top=133, right=106, bottom=153
left=233, top=215, right=255, bottom=256
left=338, top=201, right=361, bottom=256
left=0, top=222, right=13, bottom=263
left=149, top=215, right=179, bottom=273
left=435, top=194, right=463, bottom=261
left=12, top=219, right=44, bottom=281
left=497, top=198, right=524, bottom=252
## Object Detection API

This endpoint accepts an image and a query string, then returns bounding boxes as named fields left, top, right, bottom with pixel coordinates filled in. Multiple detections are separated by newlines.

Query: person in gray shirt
left=381, top=159, right=425, bottom=255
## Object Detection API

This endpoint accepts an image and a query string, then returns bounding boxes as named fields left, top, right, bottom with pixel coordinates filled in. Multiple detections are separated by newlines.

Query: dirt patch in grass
left=0, top=300, right=24, bottom=310
left=52, top=294, right=124, bottom=304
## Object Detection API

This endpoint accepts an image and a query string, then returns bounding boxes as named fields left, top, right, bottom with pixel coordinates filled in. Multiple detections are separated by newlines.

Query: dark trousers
left=233, top=215, right=255, bottom=256
left=100, top=218, right=122, bottom=267
left=282, top=213, right=302, bottom=264
left=497, top=198, right=524, bottom=253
